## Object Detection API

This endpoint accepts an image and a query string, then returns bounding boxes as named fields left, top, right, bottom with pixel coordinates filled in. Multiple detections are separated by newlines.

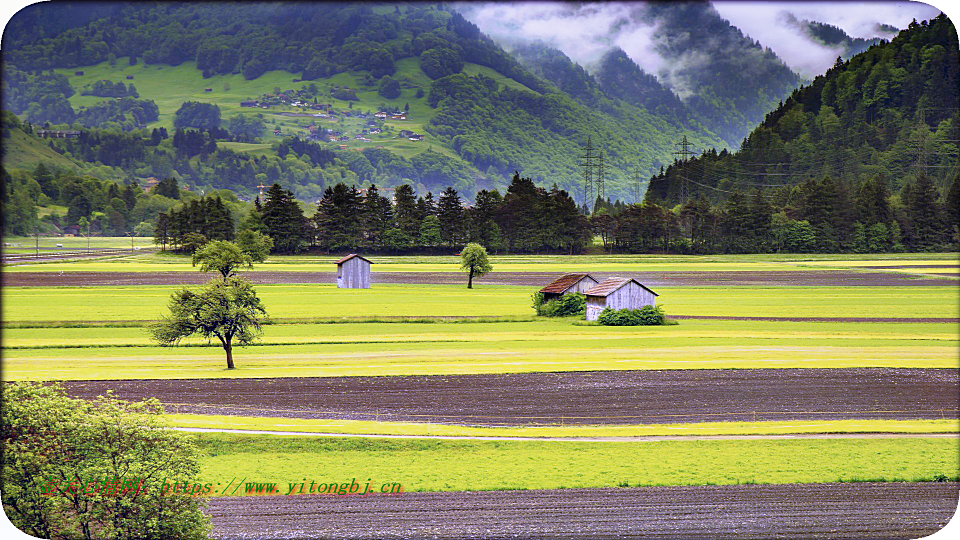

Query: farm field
left=2, top=252, right=957, bottom=538
left=60, top=368, right=959, bottom=426
left=4, top=249, right=959, bottom=275
left=192, top=434, right=958, bottom=493
left=3, top=284, right=959, bottom=322
left=206, top=483, right=959, bottom=540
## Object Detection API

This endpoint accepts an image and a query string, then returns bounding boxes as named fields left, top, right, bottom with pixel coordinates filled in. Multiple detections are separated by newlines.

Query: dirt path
left=4, top=269, right=955, bottom=287
left=206, top=482, right=960, bottom=539
left=62, top=368, right=959, bottom=425
left=173, top=427, right=956, bottom=441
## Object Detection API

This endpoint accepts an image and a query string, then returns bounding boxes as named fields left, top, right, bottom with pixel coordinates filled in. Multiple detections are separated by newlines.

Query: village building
left=35, top=129, right=81, bottom=139
left=539, top=273, right=599, bottom=302
left=336, top=254, right=372, bottom=289
left=582, top=278, right=658, bottom=321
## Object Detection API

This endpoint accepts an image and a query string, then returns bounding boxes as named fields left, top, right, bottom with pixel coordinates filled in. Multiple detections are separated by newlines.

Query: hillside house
left=36, top=129, right=81, bottom=139
left=336, top=254, right=372, bottom=288
left=583, top=278, right=658, bottom=321
left=126, top=75, right=134, bottom=80
left=398, top=129, right=414, bottom=138
left=539, top=273, right=599, bottom=302
left=204, top=88, right=212, bottom=92
left=374, top=112, right=387, bottom=119
left=241, top=101, right=259, bottom=107
left=408, top=134, right=424, bottom=141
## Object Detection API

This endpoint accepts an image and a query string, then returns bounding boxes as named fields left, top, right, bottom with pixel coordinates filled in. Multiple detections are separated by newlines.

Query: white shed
left=583, top=278, right=658, bottom=321
left=336, top=254, right=372, bottom=288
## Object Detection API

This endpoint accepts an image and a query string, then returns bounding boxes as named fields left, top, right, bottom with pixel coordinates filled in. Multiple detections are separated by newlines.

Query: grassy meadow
left=50, top=57, right=462, bottom=160
left=191, top=434, right=959, bottom=494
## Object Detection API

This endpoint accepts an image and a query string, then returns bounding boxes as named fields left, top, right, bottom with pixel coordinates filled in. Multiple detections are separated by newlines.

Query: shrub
left=597, top=305, right=666, bottom=326
left=532, top=292, right=586, bottom=317
left=1, top=382, right=210, bottom=539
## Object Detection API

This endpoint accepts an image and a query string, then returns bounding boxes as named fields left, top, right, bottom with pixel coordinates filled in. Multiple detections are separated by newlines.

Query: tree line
left=599, top=172, right=959, bottom=254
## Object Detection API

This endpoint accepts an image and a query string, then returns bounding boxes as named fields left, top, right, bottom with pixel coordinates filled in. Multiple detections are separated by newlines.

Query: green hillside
left=2, top=2, right=728, bottom=201
left=1, top=122, right=80, bottom=172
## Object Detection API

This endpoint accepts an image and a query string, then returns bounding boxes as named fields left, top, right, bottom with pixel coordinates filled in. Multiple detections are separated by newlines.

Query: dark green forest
left=643, top=14, right=959, bottom=253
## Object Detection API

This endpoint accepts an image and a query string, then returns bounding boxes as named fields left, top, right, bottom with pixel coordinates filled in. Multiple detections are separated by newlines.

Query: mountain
left=457, top=1, right=803, bottom=149
left=636, top=2, right=801, bottom=148
left=1, top=2, right=724, bottom=203
left=787, top=15, right=884, bottom=60
left=646, top=13, right=959, bottom=205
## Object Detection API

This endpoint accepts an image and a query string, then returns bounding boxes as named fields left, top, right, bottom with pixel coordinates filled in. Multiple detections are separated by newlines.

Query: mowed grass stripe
left=3, top=285, right=959, bottom=321
left=5, top=343, right=956, bottom=380
left=192, top=435, right=959, bottom=494
left=163, top=414, right=959, bottom=438
left=3, top=319, right=957, bottom=348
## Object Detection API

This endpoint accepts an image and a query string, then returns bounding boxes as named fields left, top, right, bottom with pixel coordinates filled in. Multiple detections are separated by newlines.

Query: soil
left=61, top=368, right=958, bottom=425
left=4, top=269, right=956, bottom=287
left=205, top=482, right=960, bottom=540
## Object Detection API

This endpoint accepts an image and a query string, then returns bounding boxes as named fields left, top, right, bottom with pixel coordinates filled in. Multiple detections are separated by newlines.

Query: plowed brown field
left=61, top=368, right=958, bottom=425
left=205, top=482, right=960, bottom=539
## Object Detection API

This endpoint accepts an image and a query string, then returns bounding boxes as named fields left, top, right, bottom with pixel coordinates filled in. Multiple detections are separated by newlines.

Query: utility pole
left=634, top=168, right=642, bottom=204
left=580, top=136, right=599, bottom=212
left=672, top=135, right=694, bottom=202
left=596, top=151, right=605, bottom=203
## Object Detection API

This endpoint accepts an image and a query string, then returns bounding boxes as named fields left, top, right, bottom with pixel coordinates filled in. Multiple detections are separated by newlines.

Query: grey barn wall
left=564, top=277, right=599, bottom=294
left=585, top=282, right=656, bottom=321
left=337, top=257, right=371, bottom=288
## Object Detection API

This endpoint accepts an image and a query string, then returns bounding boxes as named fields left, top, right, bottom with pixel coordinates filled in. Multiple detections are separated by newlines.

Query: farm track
left=1, top=249, right=151, bottom=264
left=61, top=368, right=959, bottom=425
left=173, top=427, right=957, bottom=441
left=205, top=482, right=960, bottom=540
left=3, top=269, right=957, bottom=287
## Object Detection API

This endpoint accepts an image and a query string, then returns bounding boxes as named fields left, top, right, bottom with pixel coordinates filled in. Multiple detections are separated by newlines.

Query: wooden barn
left=336, top=254, right=372, bottom=289
left=583, top=278, right=658, bottom=321
left=539, top=273, right=599, bottom=302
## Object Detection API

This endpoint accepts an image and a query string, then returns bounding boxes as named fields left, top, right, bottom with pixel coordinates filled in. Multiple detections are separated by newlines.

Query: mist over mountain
left=457, top=1, right=801, bottom=147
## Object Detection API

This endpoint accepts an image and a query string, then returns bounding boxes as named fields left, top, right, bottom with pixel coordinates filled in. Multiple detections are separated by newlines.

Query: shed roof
left=336, top=253, right=373, bottom=265
left=583, top=277, right=658, bottom=298
left=539, top=273, right=596, bottom=294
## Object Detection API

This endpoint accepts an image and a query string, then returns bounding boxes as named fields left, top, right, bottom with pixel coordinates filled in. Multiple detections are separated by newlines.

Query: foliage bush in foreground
left=1, top=382, right=210, bottom=540
left=598, top=305, right=666, bottom=326
left=532, top=292, right=586, bottom=317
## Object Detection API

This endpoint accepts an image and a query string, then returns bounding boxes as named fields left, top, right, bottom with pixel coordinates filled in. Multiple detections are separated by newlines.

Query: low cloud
left=712, top=1, right=942, bottom=77
left=456, top=1, right=943, bottom=87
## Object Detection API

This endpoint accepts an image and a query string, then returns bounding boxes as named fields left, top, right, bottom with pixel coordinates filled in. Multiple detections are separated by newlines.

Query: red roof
left=583, top=278, right=658, bottom=298
left=335, top=253, right=373, bottom=265
left=539, top=273, right=596, bottom=294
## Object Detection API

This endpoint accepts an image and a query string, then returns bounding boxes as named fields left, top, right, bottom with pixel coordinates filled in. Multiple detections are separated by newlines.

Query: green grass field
left=191, top=434, right=959, bottom=494
left=4, top=284, right=957, bottom=322
left=3, top=235, right=150, bottom=250
left=163, top=414, right=958, bottom=438
left=4, top=317, right=956, bottom=380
